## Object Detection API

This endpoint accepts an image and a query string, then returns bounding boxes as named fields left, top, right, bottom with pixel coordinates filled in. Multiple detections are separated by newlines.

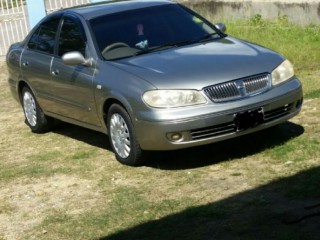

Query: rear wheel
left=22, top=87, right=54, bottom=133
left=107, top=104, right=145, bottom=166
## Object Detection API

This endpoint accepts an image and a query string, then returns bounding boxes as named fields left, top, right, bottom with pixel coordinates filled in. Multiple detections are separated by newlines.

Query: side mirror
left=62, top=51, right=91, bottom=66
left=214, top=23, right=227, bottom=33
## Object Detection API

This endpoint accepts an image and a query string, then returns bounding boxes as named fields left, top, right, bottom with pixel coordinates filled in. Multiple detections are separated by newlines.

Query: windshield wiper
left=135, top=40, right=191, bottom=56
left=134, top=34, right=221, bottom=57
left=195, top=32, right=221, bottom=43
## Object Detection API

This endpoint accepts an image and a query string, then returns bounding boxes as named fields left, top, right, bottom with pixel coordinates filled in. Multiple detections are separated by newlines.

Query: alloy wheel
left=109, top=113, right=131, bottom=158
left=23, top=91, right=37, bottom=127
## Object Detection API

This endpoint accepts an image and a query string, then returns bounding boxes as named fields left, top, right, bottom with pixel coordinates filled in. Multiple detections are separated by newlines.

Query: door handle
left=22, top=61, right=29, bottom=67
left=51, top=69, right=59, bottom=76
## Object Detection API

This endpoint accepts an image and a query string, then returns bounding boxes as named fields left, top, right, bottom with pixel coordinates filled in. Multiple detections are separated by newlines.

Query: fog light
left=168, top=133, right=183, bottom=142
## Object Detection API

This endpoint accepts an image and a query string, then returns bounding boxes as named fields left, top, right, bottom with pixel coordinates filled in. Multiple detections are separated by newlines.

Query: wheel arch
left=102, top=98, right=131, bottom=129
left=103, top=98, right=145, bottom=166
left=17, top=81, right=30, bottom=104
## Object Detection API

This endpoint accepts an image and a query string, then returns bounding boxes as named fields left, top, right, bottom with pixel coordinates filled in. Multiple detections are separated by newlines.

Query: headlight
left=143, top=90, right=207, bottom=108
left=272, top=59, right=294, bottom=86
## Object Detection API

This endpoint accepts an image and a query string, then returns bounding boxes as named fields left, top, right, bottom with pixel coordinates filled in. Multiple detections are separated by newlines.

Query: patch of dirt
left=0, top=60, right=103, bottom=239
left=0, top=175, right=101, bottom=240
left=0, top=60, right=31, bottom=166
left=0, top=59, right=8, bottom=83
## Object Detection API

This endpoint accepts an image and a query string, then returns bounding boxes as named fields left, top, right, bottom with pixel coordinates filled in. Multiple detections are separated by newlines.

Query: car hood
left=112, top=37, right=284, bottom=90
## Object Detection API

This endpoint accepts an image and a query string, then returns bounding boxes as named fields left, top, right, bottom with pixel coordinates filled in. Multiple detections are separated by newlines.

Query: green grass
left=304, top=88, right=320, bottom=99
left=267, top=137, right=320, bottom=163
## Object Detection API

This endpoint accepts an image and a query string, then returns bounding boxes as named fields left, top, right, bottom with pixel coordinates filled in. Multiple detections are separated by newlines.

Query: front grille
left=204, top=82, right=241, bottom=102
left=243, top=74, right=270, bottom=94
left=204, top=73, right=271, bottom=102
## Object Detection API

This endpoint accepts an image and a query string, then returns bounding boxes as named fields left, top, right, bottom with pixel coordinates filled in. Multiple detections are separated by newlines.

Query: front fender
left=93, top=61, right=156, bottom=131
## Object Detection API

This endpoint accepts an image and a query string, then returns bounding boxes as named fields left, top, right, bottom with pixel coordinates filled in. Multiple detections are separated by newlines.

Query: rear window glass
left=27, top=18, right=60, bottom=54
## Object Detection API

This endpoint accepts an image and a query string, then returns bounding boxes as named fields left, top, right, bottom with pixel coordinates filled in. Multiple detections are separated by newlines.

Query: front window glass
left=90, top=4, right=222, bottom=60
left=58, top=18, right=86, bottom=57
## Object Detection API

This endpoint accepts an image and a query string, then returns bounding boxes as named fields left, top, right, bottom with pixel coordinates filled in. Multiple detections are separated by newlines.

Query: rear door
left=20, top=17, right=61, bottom=110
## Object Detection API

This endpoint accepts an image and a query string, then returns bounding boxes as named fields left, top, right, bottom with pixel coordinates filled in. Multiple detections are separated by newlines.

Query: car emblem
left=236, top=80, right=246, bottom=96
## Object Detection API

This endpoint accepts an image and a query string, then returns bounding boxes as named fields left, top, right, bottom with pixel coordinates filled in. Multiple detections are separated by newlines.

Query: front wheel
left=107, top=104, right=145, bottom=166
left=22, top=87, right=54, bottom=133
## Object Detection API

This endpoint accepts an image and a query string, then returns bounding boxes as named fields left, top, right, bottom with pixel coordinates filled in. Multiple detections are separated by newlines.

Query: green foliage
left=250, top=14, right=265, bottom=26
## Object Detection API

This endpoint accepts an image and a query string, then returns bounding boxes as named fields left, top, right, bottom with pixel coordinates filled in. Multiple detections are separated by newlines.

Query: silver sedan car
left=6, top=0, right=303, bottom=166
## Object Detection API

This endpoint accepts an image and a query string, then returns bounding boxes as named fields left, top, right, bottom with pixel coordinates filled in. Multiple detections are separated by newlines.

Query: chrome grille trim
left=243, top=74, right=270, bottom=94
left=204, top=82, right=240, bottom=102
left=189, top=102, right=296, bottom=141
left=204, top=73, right=271, bottom=102
left=264, top=103, right=294, bottom=122
left=190, top=122, right=235, bottom=140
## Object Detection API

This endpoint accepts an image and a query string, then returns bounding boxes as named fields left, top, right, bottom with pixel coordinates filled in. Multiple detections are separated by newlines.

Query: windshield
left=90, top=4, right=223, bottom=60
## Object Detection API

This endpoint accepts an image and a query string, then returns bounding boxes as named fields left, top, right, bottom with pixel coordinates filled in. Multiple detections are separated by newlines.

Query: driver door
left=50, top=16, right=100, bottom=127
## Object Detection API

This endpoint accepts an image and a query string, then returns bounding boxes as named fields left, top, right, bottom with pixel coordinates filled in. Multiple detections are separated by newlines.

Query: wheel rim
left=23, top=91, right=37, bottom=127
left=110, top=113, right=131, bottom=158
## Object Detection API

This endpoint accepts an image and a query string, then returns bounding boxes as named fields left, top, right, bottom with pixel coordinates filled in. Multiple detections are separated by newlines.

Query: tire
left=21, top=87, right=54, bottom=133
left=107, top=104, right=145, bottom=166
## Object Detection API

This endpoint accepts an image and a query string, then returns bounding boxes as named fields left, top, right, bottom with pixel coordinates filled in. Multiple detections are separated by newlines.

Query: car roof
left=61, top=0, right=175, bottom=20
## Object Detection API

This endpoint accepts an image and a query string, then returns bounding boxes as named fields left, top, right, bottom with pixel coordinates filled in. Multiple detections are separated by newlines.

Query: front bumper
left=134, top=78, right=303, bottom=150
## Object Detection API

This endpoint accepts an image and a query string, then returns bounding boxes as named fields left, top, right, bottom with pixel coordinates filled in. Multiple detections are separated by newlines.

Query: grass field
left=0, top=15, right=319, bottom=240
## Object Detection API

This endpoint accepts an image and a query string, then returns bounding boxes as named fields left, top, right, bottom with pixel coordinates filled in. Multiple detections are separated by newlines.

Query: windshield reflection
left=90, top=4, right=224, bottom=60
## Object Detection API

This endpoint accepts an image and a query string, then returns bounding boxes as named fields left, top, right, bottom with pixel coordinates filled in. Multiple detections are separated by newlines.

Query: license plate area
left=234, top=108, right=264, bottom=131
